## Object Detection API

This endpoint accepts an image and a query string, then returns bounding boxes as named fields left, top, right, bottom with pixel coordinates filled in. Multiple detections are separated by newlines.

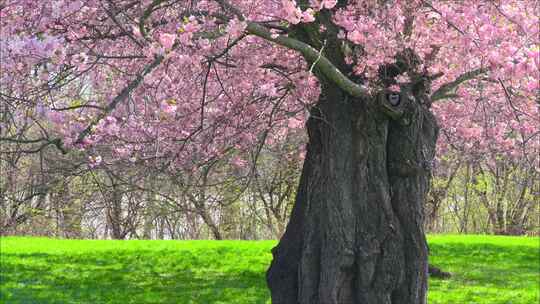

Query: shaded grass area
left=1, top=236, right=538, bottom=303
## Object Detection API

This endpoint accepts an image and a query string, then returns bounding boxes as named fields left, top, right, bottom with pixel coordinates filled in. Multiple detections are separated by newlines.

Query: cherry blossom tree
left=1, top=0, right=538, bottom=303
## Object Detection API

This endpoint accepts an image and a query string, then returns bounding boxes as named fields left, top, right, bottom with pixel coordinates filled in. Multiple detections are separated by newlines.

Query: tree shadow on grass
left=1, top=248, right=271, bottom=304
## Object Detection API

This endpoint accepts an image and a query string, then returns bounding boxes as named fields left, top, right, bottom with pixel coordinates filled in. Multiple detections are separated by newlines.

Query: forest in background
left=2, top=126, right=538, bottom=240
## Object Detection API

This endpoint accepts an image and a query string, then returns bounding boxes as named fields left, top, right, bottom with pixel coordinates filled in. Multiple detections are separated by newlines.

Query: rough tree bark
left=266, top=77, right=439, bottom=303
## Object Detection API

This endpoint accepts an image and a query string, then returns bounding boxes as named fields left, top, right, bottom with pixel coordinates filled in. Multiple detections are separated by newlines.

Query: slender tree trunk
left=199, top=210, right=222, bottom=240
left=461, top=163, right=471, bottom=233
left=142, top=177, right=156, bottom=239
left=267, top=79, right=438, bottom=303
left=143, top=192, right=156, bottom=239
left=107, top=187, right=124, bottom=240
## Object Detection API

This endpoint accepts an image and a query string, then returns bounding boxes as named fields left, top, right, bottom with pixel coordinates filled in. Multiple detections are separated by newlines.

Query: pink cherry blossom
left=0, top=0, right=536, bottom=172
left=159, top=33, right=176, bottom=49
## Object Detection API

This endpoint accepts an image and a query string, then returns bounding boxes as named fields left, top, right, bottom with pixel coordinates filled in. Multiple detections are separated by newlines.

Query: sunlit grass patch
left=1, top=236, right=538, bottom=303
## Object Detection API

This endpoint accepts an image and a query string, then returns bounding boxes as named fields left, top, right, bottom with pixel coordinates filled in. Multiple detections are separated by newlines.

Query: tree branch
left=431, top=68, right=489, bottom=101
left=214, top=0, right=369, bottom=99
left=246, top=22, right=369, bottom=99
left=75, top=54, right=164, bottom=145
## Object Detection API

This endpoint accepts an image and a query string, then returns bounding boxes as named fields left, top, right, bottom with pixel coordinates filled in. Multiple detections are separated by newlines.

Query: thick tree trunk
left=267, top=80, right=438, bottom=303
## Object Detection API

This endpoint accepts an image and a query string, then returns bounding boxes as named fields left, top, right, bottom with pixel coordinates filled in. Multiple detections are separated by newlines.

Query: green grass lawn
left=1, top=235, right=538, bottom=304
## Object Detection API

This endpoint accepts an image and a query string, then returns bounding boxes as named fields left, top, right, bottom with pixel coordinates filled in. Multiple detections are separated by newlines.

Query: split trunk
left=267, top=80, right=439, bottom=304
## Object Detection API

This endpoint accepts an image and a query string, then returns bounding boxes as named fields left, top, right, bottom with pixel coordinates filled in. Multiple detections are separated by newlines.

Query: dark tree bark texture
left=266, top=77, right=439, bottom=303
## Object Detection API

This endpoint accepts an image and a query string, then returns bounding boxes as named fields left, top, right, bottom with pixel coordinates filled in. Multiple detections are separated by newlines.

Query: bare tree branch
left=431, top=68, right=489, bottom=101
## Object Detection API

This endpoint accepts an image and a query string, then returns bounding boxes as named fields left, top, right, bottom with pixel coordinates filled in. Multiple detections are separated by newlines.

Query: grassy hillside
left=1, top=235, right=538, bottom=303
